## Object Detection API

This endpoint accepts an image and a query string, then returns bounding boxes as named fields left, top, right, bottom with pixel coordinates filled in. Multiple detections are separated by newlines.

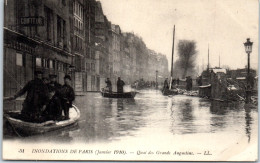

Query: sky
left=99, top=0, right=258, bottom=71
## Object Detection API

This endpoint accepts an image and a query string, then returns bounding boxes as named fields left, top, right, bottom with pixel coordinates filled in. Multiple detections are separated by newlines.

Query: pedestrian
left=117, top=77, right=125, bottom=93
left=105, top=78, right=112, bottom=93
left=59, top=75, right=75, bottom=120
left=7, top=70, right=49, bottom=122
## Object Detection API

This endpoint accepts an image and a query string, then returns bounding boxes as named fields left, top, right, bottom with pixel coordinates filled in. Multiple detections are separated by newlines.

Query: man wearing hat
left=59, top=75, right=75, bottom=120
left=42, top=85, right=62, bottom=121
left=49, top=74, right=62, bottom=91
left=163, top=78, right=169, bottom=91
left=105, top=78, right=112, bottom=93
left=117, top=77, right=125, bottom=93
left=7, top=70, right=49, bottom=122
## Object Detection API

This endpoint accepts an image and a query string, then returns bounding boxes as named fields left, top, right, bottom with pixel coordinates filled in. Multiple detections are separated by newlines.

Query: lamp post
left=243, top=38, right=253, bottom=103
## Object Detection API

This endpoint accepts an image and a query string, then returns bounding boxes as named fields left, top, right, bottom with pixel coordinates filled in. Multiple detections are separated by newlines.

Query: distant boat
left=162, top=88, right=178, bottom=96
left=4, top=105, right=80, bottom=136
left=101, top=89, right=137, bottom=98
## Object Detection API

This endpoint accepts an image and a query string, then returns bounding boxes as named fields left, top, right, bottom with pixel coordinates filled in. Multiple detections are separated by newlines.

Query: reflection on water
left=245, top=106, right=252, bottom=143
left=3, top=90, right=258, bottom=145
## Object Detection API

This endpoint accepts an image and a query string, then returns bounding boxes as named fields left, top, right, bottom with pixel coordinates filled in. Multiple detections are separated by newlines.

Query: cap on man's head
left=34, top=70, right=43, bottom=75
left=49, top=74, right=57, bottom=79
left=64, top=75, right=71, bottom=80
left=42, top=77, right=49, bottom=81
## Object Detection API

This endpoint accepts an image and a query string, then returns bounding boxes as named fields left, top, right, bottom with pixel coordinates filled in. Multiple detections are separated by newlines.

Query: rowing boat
left=101, top=89, right=137, bottom=98
left=4, top=105, right=80, bottom=136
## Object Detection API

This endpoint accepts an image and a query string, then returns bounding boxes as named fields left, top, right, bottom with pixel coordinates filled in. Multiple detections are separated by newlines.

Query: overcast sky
left=99, top=0, right=258, bottom=70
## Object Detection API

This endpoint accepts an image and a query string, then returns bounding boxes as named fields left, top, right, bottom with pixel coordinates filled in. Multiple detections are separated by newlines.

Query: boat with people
left=162, top=88, right=178, bottom=96
left=100, top=88, right=137, bottom=98
left=4, top=105, right=80, bottom=136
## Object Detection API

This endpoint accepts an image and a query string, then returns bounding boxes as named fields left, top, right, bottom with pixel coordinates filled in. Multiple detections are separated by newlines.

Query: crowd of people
left=6, top=70, right=75, bottom=123
left=163, top=77, right=193, bottom=91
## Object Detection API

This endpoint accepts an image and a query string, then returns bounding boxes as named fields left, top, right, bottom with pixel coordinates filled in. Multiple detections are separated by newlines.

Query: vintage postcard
left=2, top=0, right=258, bottom=161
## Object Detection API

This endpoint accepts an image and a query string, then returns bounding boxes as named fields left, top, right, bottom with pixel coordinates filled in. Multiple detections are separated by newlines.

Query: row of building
left=4, top=0, right=169, bottom=96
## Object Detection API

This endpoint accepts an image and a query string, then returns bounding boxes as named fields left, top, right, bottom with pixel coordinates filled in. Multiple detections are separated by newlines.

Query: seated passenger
left=42, top=86, right=62, bottom=121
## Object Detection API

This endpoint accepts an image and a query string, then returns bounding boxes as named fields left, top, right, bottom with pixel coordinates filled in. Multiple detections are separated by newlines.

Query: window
left=44, top=6, right=53, bottom=41
left=86, top=63, right=90, bottom=71
left=49, top=60, right=53, bottom=69
left=36, top=57, right=42, bottom=67
left=42, top=59, right=48, bottom=68
left=58, top=62, right=63, bottom=71
left=62, top=0, right=66, bottom=6
left=16, top=53, right=23, bottom=66
left=91, top=63, right=95, bottom=72
left=63, top=63, right=67, bottom=72
left=57, top=16, right=65, bottom=45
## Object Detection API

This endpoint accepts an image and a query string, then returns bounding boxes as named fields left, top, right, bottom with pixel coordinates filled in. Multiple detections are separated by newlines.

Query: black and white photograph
left=2, top=0, right=258, bottom=161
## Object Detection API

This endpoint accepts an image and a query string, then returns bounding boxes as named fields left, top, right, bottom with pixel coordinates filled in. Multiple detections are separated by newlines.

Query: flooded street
left=3, top=89, right=258, bottom=160
left=4, top=89, right=258, bottom=146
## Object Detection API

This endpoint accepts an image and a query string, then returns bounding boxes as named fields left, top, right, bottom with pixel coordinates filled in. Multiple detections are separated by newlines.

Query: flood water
left=3, top=89, right=258, bottom=155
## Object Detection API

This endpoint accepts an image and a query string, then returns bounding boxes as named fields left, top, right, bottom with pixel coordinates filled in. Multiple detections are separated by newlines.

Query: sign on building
left=19, top=17, right=44, bottom=26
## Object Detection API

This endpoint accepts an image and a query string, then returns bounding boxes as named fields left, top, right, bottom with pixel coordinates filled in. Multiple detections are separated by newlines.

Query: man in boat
left=176, top=78, right=180, bottom=85
left=186, top=76, right=193, bottom=91
left=197, top=76, right=202, bottom=86
left=59, top=75, right=75, bottom=120
left=49, top=74, right=62, bottom=91
left=117, top=77, right=125, bottom=93
left=42, top=77, right=50, bottom=86
left=7, top=70, right=49, bottom=122
left=163, top=78, right=169, bottom=90
left=105, top=78, right=112, bottom=93
left=42, top=86, right=62, bottom=121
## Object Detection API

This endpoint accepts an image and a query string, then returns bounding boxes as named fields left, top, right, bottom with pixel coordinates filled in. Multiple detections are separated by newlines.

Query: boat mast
left=170, top=25, right=175, bottom=89
left=207, top=44, right=209, bottom=71
left=171, top=25, right=175, bottom=78
left=219, top=55, right=220, bottom=68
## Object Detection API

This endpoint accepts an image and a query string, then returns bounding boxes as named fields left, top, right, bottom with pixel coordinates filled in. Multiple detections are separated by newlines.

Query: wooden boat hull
left=101, top=90, right=137, bottom=98
left=162, top=89, right=178, bottom=96
left=4, top=105, right=80, bottom=136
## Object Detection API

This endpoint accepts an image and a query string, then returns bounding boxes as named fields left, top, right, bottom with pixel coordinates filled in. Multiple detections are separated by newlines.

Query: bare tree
left=176, top=40, right=197, bottom=78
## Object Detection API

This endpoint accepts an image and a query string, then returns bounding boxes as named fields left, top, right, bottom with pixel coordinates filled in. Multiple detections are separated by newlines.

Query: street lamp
left=244, top=38, right=253, bottom=75
left=243, top=38, right=253, bottom=103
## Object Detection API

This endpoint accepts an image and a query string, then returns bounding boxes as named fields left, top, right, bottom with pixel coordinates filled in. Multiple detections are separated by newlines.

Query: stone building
left=3, top=0, right=169, bottom=96
left=4, top=0, right=73, bottom=99
left=71, top=0, right=86, bottom=92
left=94, top=1, right=110, bottom=90
left=109, top=24, right=122, bottom=88
left=84, top=0, right=98, bottom=91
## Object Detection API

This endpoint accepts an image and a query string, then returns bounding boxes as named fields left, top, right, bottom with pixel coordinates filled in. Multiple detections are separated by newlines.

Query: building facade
left=4, top=0, right=73, bottom=98
left=3, top=0, right=169, bottom=97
